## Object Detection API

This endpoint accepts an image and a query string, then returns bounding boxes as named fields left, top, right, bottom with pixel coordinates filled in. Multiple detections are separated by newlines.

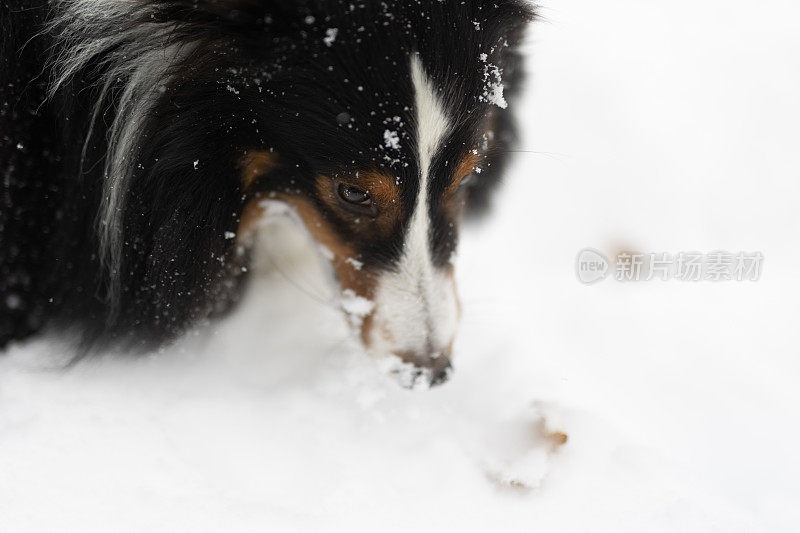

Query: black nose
left=428, top=360, right=452, bottom=386
left=394, top=350, right=453, bottom=388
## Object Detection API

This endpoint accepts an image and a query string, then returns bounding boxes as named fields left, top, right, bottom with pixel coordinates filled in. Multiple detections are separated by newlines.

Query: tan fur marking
left=236, top=150, right=279, bottom=244
left=239, top=150, right=278, bottom=190
left=237, top=198, right=266, bottom=245
left=285, top=189, right=381, bottom=341
left=443, top=151, right=481, bottom=220
left=234, top=169, right=404, bottom=343
left=455, top=151, right=481, bottom=186
left=289, top=194, right=375, bottom=295
left=315, top=170, right=402, bottom=238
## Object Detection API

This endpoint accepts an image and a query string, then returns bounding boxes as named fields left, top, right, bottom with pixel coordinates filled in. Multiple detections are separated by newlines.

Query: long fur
left=0, top=0, right=533, bottom=355
left=47, top=2, right=197, bottom=311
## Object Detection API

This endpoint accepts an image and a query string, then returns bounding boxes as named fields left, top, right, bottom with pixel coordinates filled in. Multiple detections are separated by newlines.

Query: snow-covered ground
left=3, top=1, right=800, bottom=531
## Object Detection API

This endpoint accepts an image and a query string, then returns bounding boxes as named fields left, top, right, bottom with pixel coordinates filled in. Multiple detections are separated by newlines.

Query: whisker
left=259, top=246, right=339, bottom=310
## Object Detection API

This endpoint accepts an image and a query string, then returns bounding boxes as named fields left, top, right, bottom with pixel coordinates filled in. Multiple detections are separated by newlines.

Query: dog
left=0, top=0, right=532, bottom=385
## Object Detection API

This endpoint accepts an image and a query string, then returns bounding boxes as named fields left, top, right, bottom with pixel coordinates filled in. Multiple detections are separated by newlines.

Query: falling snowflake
left=323, top=28, right=338, bottom=47
left=383, top=129, right=401, bottom=150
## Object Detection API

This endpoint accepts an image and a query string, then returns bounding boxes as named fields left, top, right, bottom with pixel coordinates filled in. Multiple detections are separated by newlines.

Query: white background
left=2, top=1, right=800, bottom=531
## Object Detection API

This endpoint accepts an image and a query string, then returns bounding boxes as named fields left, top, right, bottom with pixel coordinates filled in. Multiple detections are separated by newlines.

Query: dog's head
left=237, top=52, right=476, bottom=385
left=54, top=0, right=531, bottom=383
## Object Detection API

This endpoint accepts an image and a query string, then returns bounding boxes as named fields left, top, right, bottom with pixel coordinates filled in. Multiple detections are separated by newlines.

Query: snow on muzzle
left=349, top=262, right=460, bottom=388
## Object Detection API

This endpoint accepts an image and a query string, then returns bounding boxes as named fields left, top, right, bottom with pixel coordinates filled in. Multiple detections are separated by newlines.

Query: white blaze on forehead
left=411, top=55, right=451, bottom=179
left=402, top=54, right=449, bottom=292
left=367, top=55, right=460, bottom=360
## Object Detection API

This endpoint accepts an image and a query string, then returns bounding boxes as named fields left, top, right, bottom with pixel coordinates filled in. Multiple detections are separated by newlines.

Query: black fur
left=0, top=0, right=532, bottom=352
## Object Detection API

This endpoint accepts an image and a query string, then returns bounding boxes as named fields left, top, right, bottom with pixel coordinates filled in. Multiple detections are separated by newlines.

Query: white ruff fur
left=46, top=0, right=193, bottom=314
left=367, top=55, right=460, bottom=360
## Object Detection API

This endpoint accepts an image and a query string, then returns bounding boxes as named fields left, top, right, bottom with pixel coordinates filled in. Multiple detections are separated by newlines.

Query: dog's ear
left=112, top=78, right=257, bottom=336
left=463, top=1, right=535, bottom=218
left=477, top=0, right=535, bottom=49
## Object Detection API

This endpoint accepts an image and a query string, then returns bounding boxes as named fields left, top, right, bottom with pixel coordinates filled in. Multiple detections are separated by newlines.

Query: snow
left=479, top=55, right=508, bottom=109
left=344, top=256, right=363, bottom=270
left=2, top=1, right=800, bottom=531
left=339, top=288, right=374, bottom=325
left=323, top=28, right=338, bottom=47
left=383, top=128, right=401, bottom=150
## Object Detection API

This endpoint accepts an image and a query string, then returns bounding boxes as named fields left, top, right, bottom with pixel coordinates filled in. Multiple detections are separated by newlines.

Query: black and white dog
left=0, top=0, right=532, bottom=384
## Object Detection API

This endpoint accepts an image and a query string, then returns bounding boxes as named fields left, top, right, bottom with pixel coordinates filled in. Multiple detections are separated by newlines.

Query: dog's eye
left=335, top=182, right=376, bottom=216
left=338, top=184, right=370, bottom=204
left=460, top=173, right=476, bottom=188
